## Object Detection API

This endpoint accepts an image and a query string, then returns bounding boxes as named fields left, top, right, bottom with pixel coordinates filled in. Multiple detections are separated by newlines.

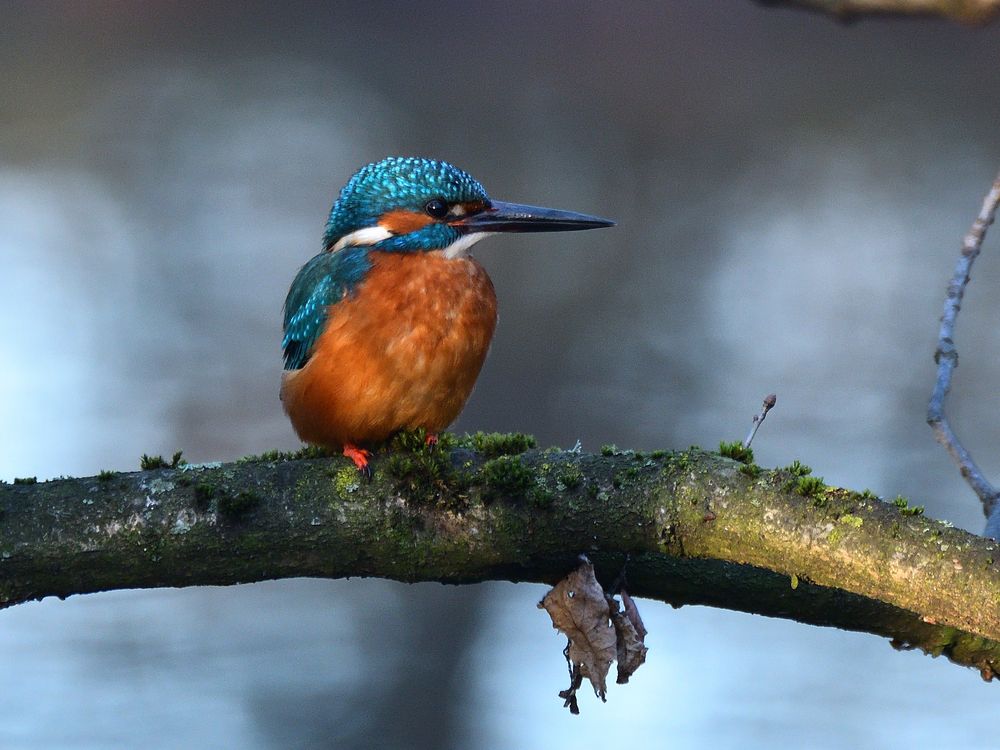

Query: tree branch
left=3, top=443, right=1000, bottom=680
left=927, top=170, right=1000, bottom=537
left=756, top=0, right=1000, bottom=22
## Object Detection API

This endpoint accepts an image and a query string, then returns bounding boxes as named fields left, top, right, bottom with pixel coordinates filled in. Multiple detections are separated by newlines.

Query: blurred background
left=2, top=1, right=1000, bottom=747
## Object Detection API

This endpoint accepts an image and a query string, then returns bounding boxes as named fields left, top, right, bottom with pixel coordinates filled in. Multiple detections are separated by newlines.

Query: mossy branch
left=2, top=439, right=1000, bottom=681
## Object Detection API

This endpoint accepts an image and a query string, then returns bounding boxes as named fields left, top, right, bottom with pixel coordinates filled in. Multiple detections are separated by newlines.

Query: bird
left=280, top=156, right=614, bottom=476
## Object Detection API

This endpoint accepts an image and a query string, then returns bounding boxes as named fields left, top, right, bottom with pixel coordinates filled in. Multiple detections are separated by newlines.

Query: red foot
left=343, top=444, right=372, bottom=479
left=425, top=433, right=439, bottom=448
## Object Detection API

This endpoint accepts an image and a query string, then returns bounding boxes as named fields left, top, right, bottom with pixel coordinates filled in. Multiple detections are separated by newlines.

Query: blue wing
left=282, top=247, right=372, bottom=370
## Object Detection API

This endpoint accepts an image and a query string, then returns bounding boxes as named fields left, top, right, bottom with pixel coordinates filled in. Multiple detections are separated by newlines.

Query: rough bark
left=2, top=443, right=999, bottom=681
left=756, top=0, right=1000, bottom=22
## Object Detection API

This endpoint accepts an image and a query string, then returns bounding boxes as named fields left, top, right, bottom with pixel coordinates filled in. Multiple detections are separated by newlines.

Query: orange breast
left=280, top=250, right=498, bottom=448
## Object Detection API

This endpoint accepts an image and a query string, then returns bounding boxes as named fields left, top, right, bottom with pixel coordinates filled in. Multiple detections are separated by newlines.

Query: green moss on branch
left=1, top=438, right=999, bottom=681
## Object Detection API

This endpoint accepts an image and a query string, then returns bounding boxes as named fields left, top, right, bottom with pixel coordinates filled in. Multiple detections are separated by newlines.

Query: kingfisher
left=281, top=157, right=614, bottom=475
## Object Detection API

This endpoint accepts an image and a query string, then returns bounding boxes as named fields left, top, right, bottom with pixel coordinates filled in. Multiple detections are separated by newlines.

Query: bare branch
left=2, top=445, right=1000, bottom=680
left=927, top=171, right=1000, bottom=536
left=756, top=0, right=1000, bottom=23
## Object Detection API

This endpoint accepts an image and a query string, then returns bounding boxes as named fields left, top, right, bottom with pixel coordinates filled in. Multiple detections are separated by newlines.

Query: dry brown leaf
left=538, top=557, right=616, bottom=702
left=540, top=558, right=652, bottom=711
left=621, top=587, right=648, bottom=640
left=612, top=589, right=648, bottom=684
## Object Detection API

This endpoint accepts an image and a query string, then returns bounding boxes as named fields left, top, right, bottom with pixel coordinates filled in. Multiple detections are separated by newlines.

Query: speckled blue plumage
left=283, top=157, right=489, bottom=371
left=322, top=157, right=488, bottom=251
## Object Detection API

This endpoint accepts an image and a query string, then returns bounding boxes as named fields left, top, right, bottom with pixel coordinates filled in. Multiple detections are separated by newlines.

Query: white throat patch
left=442, top=232, right=494, bottom=259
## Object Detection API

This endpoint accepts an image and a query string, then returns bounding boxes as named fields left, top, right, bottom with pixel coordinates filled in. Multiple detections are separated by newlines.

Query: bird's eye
left=424, top=198, right=449, bottom=219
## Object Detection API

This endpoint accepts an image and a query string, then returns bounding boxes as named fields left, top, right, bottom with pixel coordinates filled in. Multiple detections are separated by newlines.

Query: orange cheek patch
left=379, top=209, right=435, bottom=234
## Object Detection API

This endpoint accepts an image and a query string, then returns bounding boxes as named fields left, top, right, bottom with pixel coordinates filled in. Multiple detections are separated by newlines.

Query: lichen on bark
left=1, top=437, right=999, bottom=680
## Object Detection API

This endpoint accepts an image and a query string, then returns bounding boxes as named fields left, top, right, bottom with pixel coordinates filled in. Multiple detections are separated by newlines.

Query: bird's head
left=322, top=156, right=613, bottom=257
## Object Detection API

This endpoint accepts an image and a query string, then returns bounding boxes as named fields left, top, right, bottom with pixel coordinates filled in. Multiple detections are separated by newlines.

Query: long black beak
left=450, top=200, right=615, bottom=233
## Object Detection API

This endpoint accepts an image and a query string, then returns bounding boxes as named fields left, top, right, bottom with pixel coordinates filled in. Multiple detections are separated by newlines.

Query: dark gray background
left=2, top=2, right=999, bottom=747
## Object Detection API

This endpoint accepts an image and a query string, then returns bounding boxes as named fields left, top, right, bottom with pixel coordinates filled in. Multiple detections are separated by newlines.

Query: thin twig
left=927, top=170, right=1000, bottom=536
left=744, top=393, right=777, bottom=449
left=754, top=0, right=1000, bottom=24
